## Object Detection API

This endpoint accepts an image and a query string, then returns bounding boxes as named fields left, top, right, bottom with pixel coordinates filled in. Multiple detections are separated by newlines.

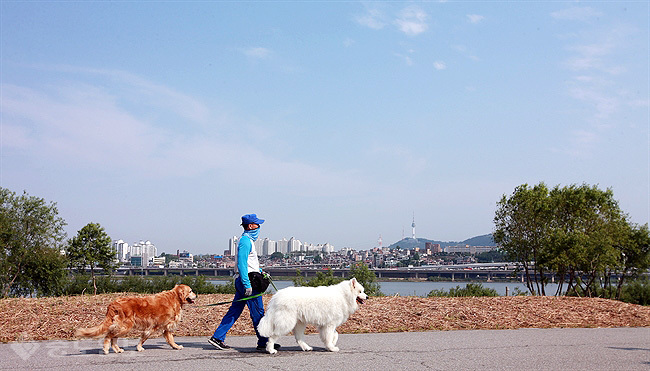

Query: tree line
left=494, top=182, right=649, bottom=300
left=2, top=184, right=648, bottom=302
left=1, top=188, right=120, bottom=297
left=0, top=187, right=384, bottom=298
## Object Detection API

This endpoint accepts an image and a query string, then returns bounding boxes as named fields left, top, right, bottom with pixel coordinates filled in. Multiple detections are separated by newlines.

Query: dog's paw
left=136, top=345, right=145, bottom=352
left=103, top=349, right=109, bottom=355
left=174, top=345, right=183, bottom=350
left=328, top=346, right=340, bottom=352
left=268, top=348, right=278, bottom=354
left=115, top=348, right=124, bottom=353
left=300, top=344, right=313, bottom=351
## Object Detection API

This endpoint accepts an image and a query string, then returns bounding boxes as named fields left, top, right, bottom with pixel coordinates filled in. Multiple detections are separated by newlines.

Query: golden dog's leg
left=102, top=336, right=111, bottom=355
left=110, top=337, right=124, bottom=353
left=163, top=330, right=183, bottom=350
left=136, top=331, right=151, bottom=352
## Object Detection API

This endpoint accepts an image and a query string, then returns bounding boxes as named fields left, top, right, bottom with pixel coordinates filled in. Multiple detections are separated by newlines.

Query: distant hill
left=386, top=234, right=495, bottom=251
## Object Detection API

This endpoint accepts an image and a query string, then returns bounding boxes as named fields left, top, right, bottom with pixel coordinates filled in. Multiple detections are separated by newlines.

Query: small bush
left=426, top=289, right=449, bottom=297
left=293, top=270, right=344, bottom=288
left=62, top=274, right=228, bottom=295
left=620, top=277, right=650, bottom=306
left=428, top=283, right=498, bottom=297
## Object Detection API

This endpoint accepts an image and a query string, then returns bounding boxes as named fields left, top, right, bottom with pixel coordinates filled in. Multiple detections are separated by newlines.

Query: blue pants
left=212, top=276, right=268, bottom=347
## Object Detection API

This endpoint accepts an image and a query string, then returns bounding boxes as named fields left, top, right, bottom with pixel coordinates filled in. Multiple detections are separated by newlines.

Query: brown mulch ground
left=1, top=294, right=648, bottom=343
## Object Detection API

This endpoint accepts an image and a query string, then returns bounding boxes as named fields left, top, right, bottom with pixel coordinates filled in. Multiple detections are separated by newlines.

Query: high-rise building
left=113, top=240, right=130, bottom=262
left=229, top=236, right=239, bottom=256
left=321, top=243, right=334, bottom=253
left=288, top=237, right=301, bottom=253
left=131, top=240, right=156, bottom=266
left=276, top=238, right=288, bottom=254
left=262, top=238, right=277, bottom=255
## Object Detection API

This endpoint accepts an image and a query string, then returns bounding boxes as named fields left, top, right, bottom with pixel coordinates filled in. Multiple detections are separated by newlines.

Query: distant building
left=276, top=238, right=288, bottom=254
left=288, top=237, right=301, bottom=253
left=178, top=250, right=193, bottom=266
left=321, top=243, right=334, bottom=254
left=131, top=240, right=157, bottom=266
left=225, top=236, right=332, bottom=257
left=426, top=242, right=442, bottom=253
left=445, top=245, right=496, bottom=254
left=130, top=256, right=143, bottom=267
left=229, top=236, right=239, bottom=256
left=114, top=239, right=156, bottom=266
left=113, top=240, right=130, bottom=262
left=262, top=238, right=277, bottom=256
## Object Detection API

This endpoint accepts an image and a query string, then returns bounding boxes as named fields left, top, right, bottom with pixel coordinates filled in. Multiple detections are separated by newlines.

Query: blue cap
left=241, top=214, right=265, bottom=225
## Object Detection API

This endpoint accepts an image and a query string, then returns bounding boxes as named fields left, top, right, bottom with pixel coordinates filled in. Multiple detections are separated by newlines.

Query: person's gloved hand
left=245, top=287, right=252, bottom=296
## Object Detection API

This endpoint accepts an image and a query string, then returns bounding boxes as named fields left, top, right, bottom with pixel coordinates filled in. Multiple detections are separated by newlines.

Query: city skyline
left=2, top=2, right=648, bottom=255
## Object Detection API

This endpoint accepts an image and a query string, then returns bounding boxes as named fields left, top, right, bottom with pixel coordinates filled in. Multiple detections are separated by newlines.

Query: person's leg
left=212, top=277, right=246, bottom=341
left=246, top=291, right=268, bottom=347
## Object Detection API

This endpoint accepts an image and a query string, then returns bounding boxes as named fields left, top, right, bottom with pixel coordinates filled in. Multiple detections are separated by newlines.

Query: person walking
left=208, top=214, right=279, bottom=352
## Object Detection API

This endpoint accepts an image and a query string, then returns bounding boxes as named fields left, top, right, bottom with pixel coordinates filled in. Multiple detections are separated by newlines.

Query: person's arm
left=237, top=236, right=252, bottom=289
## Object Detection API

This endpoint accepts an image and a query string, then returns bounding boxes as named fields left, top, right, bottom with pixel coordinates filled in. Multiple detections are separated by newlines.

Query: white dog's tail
left=257, top=314, right=273, bottom=338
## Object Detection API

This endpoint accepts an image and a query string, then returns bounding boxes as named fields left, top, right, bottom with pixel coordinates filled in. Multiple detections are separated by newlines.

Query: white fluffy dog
left=257, top=278, right=367, bottom=354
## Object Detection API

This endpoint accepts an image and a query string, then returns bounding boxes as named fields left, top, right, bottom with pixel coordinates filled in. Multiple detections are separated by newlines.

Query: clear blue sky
left=1, top=1, right=648, bottom=254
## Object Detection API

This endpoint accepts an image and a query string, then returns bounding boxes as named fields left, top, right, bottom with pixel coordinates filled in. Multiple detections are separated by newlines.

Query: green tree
left=545, top=184, right=626, bottom=297
left=293, top=269, right=344, bottom=288
left=615, top=223, right=650, bottom=299
left=0, top=188, right=68, bottom=298
left=494, top=182, right=633, bottom=298
left=493, top=183, right=551, bottom=295
left=348, top=262, right=382, bottom=296
left=66, top=223, right=116, bottom=295
left=270, top=251, right=284, bottom=260
left=292, top=268, right=308, bottom=286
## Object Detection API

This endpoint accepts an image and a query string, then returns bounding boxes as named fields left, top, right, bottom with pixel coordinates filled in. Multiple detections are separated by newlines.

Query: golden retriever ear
left=175, top=285, right=185, bottom=300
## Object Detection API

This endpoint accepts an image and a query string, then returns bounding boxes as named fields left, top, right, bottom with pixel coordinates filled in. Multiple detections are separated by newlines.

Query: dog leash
left=204, top=273, right=278, bottom=307
left=265, top=272, right=279, bottom=292
left=204, top=292, right=265, bottom=307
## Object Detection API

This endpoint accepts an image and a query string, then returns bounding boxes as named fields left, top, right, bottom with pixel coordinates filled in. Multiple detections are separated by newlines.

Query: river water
left=210, top=280, right=562, bottom=296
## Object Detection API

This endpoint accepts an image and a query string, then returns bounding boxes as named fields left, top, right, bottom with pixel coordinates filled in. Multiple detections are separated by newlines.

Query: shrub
left=620, top=277, right=650, bottom=306
left=293, top=269, right=344, bottom=287
left=62, top=274, right=228, bottom=295
left=428, top=283, right=498, bottom=297
left=349, top=262, right=383, bottom=296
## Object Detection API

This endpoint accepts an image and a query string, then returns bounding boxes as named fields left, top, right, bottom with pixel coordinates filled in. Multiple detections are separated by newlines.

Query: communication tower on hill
left=378, top=234, right=382, bottom=248
left=411, top=212, right=416, bottom=240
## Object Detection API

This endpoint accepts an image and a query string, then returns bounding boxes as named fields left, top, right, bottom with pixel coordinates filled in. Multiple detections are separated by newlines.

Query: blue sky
left=1, top=1, right=648, bottom=254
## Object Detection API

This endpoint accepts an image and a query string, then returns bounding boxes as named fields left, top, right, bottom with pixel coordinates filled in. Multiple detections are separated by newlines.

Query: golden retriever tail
left=75, top=305, right=119, bottom=338
left=75, top=321, right=111, bottom=338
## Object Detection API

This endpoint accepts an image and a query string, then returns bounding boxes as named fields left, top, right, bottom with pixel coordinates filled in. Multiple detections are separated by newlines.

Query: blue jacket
left=236, top=232, right=261, bottom=288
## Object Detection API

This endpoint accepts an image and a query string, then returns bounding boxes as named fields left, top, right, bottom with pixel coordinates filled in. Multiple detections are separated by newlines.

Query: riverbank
left=1, top=294, right=648, bottom=343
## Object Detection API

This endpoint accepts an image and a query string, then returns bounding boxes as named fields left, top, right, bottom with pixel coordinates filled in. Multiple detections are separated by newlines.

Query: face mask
left=245, top=228, right=260, bottom=241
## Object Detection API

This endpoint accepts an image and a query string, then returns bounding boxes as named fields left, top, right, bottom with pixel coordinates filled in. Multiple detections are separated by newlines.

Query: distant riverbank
left=209, top=279, right=546, bottom=296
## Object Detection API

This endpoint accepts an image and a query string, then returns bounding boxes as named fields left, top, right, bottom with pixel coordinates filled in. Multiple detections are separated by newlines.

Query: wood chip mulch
left=1, top=294, right=648, bottom=343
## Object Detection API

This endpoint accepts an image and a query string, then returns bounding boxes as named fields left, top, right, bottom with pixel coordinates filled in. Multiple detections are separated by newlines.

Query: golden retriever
left=75, top=284, right=197, bottom=354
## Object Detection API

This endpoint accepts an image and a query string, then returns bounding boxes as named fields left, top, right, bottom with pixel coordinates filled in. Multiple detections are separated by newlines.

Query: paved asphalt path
left=1, top=328, right=648, bottom=370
